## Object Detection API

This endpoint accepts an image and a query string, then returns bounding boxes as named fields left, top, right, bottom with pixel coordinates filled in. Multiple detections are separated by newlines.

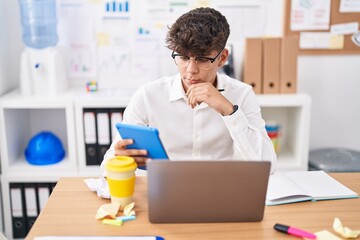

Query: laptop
left=147, top=160, right=271, bottom=223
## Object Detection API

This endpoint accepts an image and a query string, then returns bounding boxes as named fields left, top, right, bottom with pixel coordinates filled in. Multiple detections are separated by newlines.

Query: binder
left=263, top=38, right=281, bottom=94
left=24, top=183, right=38, bottom=231
left=243, top=38, right=263, bottom=94
left=83, top=109, right=98, bottom=165
left=10, top=183, right=27, bottom=239
left=280, top=36, right=298, bottom=93
left=110, top=109, right=123, bottom=141
left=37, top=183, right=51, bottom=212
left=96, top=109, right=111, bottom=164
left=50, top=182, right=57, bottom=194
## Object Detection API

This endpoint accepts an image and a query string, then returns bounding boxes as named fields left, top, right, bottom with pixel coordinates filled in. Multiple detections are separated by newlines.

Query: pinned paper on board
left=340, top=0, right=360, bottom=13
left=300, top=32, right=344, bottom=49
left=331, top=22, right=359, bottom=35
left=290, top=0, right=331, bottom=31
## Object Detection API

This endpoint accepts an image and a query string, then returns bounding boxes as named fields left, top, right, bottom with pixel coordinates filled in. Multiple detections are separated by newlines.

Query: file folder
left=243, top=38, right=263, bottom=94
left=110, top=109, right=123, bottom=141
left=24, top=183, right=38, bottom=231
left=280, top=36, right=298, bottom=93
left=96, top=110, right=111, bottom=164
left=37, top=183, right=51, bottom=212
left=263, top=38, right=281, bottom=94
left=83, top=109, right=98, bottom=165
left=10, top=183, right=27, bottom=239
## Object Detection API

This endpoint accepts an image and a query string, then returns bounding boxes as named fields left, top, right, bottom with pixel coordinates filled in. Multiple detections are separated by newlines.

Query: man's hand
left=114, top=139, right=148, bottom=167
left=186, top=82, right=234, bottom=115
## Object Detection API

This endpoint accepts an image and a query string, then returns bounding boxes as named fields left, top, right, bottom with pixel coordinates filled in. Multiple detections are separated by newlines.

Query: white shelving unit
left=257, top=94, right=311, bottom=172
left=0, top=89, right=311, bottom=239
left=0, top=90, right=77, bottom=239
left=0, top=90, right=77, bottom=178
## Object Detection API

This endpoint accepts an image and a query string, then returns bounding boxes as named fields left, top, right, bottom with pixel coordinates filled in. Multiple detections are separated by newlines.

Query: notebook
left=147, top=160, right=271, bottom=223
left=266, top=170, right=359, bottom=206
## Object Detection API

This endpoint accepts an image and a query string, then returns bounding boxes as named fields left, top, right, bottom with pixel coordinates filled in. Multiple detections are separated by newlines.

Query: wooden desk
left=26, top=173, right=360, bottom=240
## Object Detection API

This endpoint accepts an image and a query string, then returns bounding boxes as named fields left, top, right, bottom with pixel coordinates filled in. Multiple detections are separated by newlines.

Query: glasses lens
left=174, top=56, right=212, bottom=69
left=174, top=56, right=189, bottom=68
left=195, top=58, right=212, bottom=70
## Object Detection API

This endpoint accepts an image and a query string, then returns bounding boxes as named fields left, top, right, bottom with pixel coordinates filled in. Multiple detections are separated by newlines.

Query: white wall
left=0, top=1, right=359, bottom=152
left=298, top=55, right=360, bottom=152
left=0, top=1, right=22, bottom=96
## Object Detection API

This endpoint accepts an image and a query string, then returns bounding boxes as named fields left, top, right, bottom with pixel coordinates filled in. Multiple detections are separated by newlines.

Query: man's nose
left=186, top=58, right=199, bottom=72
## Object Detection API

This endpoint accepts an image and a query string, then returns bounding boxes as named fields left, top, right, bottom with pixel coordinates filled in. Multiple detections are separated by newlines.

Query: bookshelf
left=0, top=89, right=311, bottom=239
left=257, top=94, right=311, bottom=171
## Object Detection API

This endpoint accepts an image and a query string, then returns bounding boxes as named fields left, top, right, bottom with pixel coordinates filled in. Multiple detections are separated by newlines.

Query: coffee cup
left=106, top=156, right=137, bottom=209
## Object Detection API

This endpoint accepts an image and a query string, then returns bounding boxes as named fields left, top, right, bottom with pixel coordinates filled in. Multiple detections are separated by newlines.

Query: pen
left=274, top=223, right=317, bottom=239
left=218, top=89, right=225, bottom=92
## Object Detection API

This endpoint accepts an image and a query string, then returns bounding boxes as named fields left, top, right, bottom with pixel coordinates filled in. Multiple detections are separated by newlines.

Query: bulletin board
left=284, top=0, right=360, bottom=55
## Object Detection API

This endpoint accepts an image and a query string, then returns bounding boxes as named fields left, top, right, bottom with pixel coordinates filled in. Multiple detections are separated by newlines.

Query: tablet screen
left=116, top=123, right=169, bottom=160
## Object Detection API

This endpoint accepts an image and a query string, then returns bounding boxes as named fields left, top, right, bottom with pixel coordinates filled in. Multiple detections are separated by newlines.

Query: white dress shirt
left=102, top=73, right=277, bottom=173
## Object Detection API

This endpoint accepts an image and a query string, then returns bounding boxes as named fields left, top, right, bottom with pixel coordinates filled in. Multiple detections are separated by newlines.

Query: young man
left=102, top=7, right=277, bottom=173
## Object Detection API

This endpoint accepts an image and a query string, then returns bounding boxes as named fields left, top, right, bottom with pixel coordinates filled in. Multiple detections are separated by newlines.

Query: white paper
left=287, top=171, right=357, bottom=200
left=84, top=178, right=110, bottom=199
left=300, top=32, right=344, bottom=49
left=290, top=0, right=331, bottom=31
left=68, top=44, right=96, bottom=78
left=266, top=171, right=358, bottom=206
left=216, top=1, right=268, bottom=40
left=266, top=173, right=309, bottom=200
left=340, top=0, right=360, bottom=12
left=331, top=22, right=359, bottom=35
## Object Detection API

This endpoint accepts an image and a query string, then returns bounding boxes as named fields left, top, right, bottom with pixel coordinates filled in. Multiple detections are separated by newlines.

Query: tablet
left=115, top=123, right=169, bottom=160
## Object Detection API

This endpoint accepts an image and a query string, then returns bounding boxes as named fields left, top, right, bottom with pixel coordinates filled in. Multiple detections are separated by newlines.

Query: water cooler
left=19, top=0, right=67, bottom=95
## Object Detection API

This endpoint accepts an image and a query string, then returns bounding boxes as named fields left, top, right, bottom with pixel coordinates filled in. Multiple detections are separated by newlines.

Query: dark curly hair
left=166, top=7, right=230, bottom=56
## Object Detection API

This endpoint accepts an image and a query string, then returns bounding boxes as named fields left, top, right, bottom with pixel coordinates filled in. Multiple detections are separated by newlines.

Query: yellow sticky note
left=195, top=0, right=210, bottom=7
left=96, top=33, right=111, bottom=46
left=95, top=202, right=121, bottom=220
left=123, top=202, right=136, bottom=216
left=102, top=219, right=123, bottom=226
left=315, top=230, right=342, bottom=240
left=329, top=35, right=344, bottom=49
left=333, top=218, right=360, bottom=238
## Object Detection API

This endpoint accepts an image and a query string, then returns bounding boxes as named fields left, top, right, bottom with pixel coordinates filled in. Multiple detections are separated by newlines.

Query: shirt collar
left=169, top=73, right=225, bottom=102
left=169, top=73, right=186, bottom=102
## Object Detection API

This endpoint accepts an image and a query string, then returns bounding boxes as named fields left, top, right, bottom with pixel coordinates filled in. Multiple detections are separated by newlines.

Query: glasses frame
left=171, top=48, right=224, bottom=69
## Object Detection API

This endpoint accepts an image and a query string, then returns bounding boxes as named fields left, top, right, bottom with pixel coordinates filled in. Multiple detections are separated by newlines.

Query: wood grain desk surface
left=26, top=173, right=360, bottom=240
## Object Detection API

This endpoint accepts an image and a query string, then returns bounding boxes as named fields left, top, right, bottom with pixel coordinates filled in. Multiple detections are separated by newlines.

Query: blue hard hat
left=25, top=131, right=65, bottom=165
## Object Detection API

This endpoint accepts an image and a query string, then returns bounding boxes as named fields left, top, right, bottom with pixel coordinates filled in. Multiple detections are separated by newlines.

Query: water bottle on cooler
left=18, top=0, right=58, bottom=49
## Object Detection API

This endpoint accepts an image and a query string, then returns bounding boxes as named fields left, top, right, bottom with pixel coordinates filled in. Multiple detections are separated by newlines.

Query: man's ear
left=218, top=48, right=229, bottom=67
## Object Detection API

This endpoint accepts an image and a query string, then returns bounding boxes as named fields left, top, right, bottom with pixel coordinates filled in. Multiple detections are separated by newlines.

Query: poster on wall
left=56, top=0, right=283, bottom=90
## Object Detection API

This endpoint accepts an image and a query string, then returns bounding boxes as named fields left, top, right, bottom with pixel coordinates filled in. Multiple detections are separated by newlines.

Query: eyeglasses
left=171, top=49, right=224, bottom=70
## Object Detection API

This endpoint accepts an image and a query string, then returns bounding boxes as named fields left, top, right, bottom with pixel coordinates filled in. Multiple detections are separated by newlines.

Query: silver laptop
left=147, top=160, right=271, bottom=223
